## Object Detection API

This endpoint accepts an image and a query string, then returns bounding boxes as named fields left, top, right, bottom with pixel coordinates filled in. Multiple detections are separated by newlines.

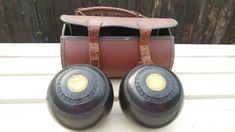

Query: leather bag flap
left=61, top=15, right=178, bottom=29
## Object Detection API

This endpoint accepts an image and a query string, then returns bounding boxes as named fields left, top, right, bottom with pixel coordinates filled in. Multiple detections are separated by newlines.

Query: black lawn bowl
left=119, top=64, right=184, bottom=128
left=47, top=64, right=113, bottom=130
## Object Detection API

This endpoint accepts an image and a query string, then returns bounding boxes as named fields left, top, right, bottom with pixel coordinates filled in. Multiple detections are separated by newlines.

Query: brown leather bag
left=61, top=7, right=178, bottom=78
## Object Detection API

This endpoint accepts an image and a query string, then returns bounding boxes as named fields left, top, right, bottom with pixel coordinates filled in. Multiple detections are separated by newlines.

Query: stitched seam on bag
left=170, top=37, right=175, bottom=69
left=61, top=36, right=174, bottom=40
left=61, top=38, right=65, bottom=68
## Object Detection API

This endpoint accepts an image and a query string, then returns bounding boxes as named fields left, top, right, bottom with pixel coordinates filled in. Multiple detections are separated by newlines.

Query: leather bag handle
left=87, top=19, right=154, bottom=67
left=75, top=6, right=145, bottom=18
left=75, top=6, right=152, bottom=66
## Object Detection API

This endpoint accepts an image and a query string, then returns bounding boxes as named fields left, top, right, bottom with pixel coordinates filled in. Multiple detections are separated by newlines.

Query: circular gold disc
left=67, top=74, right=88, bottom=93
left=146, top=73, right=166, bottom=91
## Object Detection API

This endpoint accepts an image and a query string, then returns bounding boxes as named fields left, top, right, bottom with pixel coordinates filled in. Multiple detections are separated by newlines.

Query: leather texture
left=61, top=36, right=175, bottom=78
left=60, top=7, right=177, bottom=78
left=137, top=19, right=153, bottom=64
left=87, top=19, right=102, bottom=67
left=61, top=15, right=178, bottom=29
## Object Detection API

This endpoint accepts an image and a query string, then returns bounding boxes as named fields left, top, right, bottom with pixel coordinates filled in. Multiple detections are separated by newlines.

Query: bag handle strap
left=75, top=6, right=145, bottom=18
left=87, top=19, right=102, bottom=68
left=87, top=18, right=153, bottom=67
left=137, top=20, right=153, bottom=64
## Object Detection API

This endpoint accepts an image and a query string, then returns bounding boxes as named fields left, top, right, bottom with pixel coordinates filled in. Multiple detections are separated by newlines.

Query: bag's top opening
left=61, top=15, right=178, bottom=29
left=63, top=24, right=172, bottom=36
